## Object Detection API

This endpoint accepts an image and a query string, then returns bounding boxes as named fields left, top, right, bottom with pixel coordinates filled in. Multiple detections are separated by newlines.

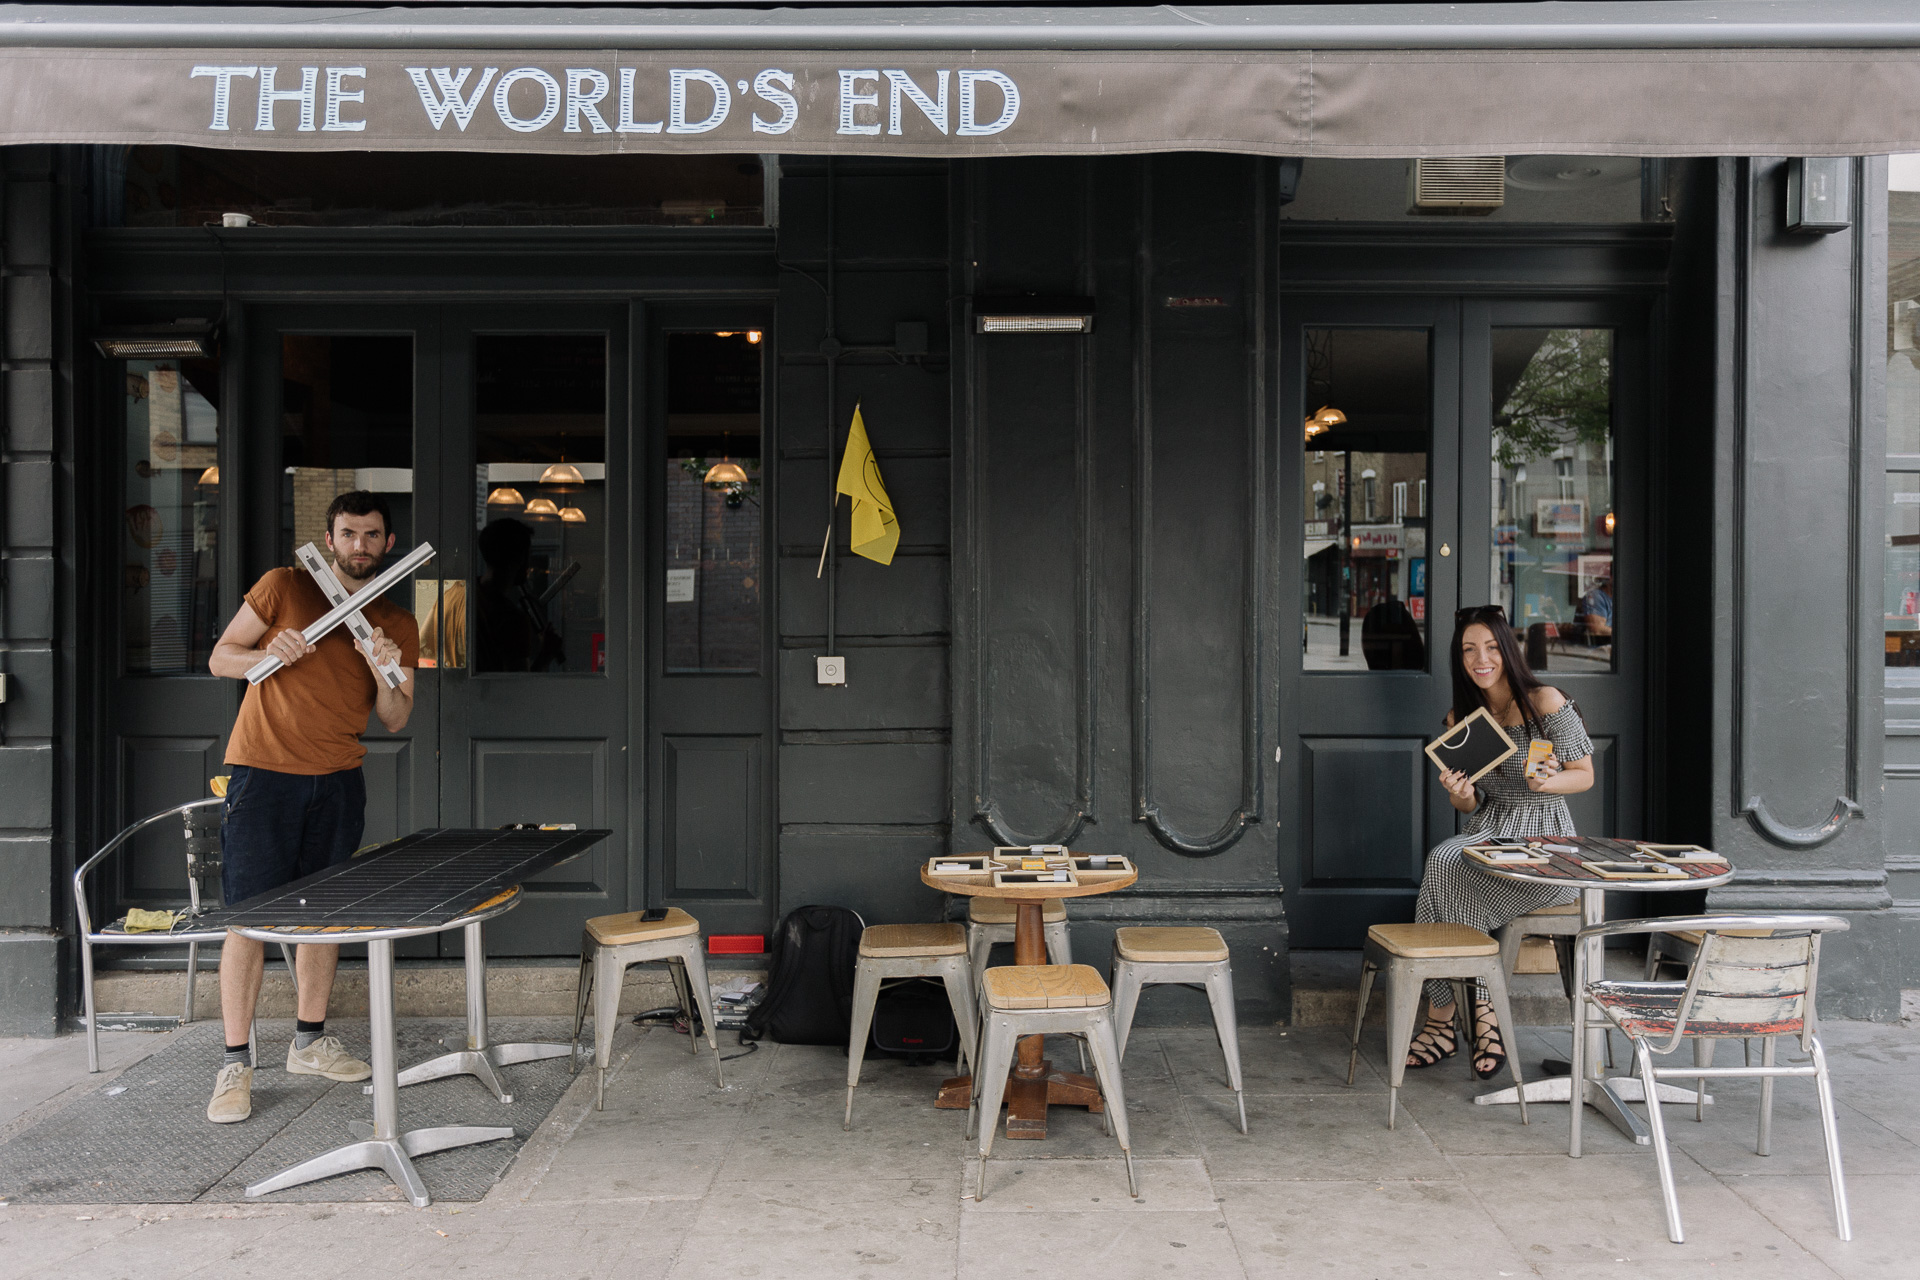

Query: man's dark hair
left=325, top=490, right=392, bottom=538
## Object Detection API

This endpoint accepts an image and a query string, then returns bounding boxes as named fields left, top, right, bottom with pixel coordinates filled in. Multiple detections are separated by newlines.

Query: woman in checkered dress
left=1407, top=605, right=1595, bottom=1079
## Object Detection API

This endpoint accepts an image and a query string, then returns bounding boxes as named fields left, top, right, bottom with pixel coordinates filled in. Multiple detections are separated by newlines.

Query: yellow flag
left=835, top=404, right=899, bottom=565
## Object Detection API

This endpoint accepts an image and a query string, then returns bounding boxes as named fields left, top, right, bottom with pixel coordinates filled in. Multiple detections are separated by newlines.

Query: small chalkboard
left=1424, top=708, right=1518, bottom=784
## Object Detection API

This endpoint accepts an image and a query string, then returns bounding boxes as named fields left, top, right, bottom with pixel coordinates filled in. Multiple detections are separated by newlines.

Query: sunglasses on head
left=1454, top=604, right=1508, bottom=622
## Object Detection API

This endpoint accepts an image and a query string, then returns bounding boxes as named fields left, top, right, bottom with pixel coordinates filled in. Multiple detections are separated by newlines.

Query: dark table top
left=1465, top=834, right=1734, bottom=891
left=197, top=827, right=611, bottom=930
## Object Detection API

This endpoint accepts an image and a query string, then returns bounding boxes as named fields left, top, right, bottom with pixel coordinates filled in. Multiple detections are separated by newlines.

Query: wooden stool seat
left=983, top=963, right=1111, bottom=1009
left=969, top=896, right=1066, bottom=925
left=586, top=907, right=699, bottom=946
left=859, top=922, right=967, bottom=957
left=1366, top=922, right=1499, bottom=958
left=1114, top=926, right=1230, bottom=964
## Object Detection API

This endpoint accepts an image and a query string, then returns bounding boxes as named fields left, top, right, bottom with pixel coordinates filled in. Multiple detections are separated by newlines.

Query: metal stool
left=570, top=907, right=724, bottom=1109
left=1644, top=928, right=1704, bottom=979
left=1110, top=926, right=1247, bottom=1134
left=1345, top=922, right=1530, bottom=1129
left=971, top=964, right=1135, bottom=1201
left=845, top=923, right=979, bottom=1129
left=966, top=896, right=1072, bottom=993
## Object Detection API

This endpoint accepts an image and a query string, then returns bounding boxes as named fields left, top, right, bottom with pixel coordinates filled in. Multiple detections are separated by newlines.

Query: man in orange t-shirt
left=203, top=491, right=419, bottom=1124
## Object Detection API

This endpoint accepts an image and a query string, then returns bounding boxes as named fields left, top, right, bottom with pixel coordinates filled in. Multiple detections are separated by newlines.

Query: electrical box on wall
left=816, top=655, right=846, bottom=685
left=1787, top=157, right=1851, bottom=233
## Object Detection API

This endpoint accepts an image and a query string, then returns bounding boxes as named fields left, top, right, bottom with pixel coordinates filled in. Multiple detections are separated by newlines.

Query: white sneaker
left=207, top=1062, right=253, bottom=1123
left=286, top=1034, right=372, bottom=1082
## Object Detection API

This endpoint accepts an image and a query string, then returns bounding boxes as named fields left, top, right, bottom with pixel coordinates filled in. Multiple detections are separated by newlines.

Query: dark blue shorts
left=220, top=765, right=367, bottom=906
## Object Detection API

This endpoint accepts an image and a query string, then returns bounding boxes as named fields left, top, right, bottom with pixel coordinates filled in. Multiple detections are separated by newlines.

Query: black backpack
left=743, top=905, right=864, bottom=1045
left=869, top=978, right=960, bottom=1063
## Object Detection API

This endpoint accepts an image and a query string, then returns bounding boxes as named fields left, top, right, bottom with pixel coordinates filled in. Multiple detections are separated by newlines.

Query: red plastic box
left=707, top=934, right=765, bottom=955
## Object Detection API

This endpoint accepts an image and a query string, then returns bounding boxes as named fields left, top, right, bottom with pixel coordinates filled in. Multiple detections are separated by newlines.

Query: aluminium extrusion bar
left=246, top=541, right=435, bottom=685
left=7, top=3, right=1920, bottom=52
left=294, top=542, right=409, bottom=689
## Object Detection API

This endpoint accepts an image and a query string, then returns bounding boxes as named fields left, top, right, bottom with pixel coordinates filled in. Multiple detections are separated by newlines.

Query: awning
left=8, top=3, right=1920, bottom=157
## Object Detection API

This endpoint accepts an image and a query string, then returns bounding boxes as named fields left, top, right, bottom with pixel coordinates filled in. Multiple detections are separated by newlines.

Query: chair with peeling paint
left=1578, top=913, right=1853, bottom=1245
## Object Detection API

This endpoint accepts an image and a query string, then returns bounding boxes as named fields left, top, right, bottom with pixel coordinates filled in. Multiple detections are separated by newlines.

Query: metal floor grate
left=0, top=1020, right=580, bottom=1204
left=198, top=828, right=611, bottom=929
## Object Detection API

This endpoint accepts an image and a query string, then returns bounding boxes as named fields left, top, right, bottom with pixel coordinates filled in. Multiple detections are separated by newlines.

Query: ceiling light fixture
left=487, top=486, right=526, bottom=506
left=1304, top=405, right=1346, bottom=440
left=559, top=506, right=588, bottom=524
left=524, top=497, right=560, bottom=516
left=974, top=296, right=1095, bottom=335
left=92, top=321, right=218, bottom=360
left=539, top=462, right=585, bottom=487
left=197, top=466, right=220, bottom=487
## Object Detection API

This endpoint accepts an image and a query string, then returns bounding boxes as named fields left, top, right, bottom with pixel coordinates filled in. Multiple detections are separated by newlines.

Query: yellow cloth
left=834, top=405, right=899, bottom=565
left=210, top=775, right=230, bottom=798
left=123, top=908, right=177, bottom=933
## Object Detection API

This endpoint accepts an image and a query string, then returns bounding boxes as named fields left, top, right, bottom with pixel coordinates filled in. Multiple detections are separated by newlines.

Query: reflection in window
left=1302, top=329, right=1431, bottom=671
left=474, top=335, right=608, bottom=674
left=1490, top=329, right=1615, bottom=671
left=1885, top=158, right=1920, bottom=664
left=123, top=359, right=220, bottom=673
left=665, top=331, right=763, bottom=674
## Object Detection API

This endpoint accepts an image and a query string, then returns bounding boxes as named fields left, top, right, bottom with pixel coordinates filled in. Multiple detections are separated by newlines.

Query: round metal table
left=234, top=887, right=526, bottom=1207
left=922, top=857, right=1137, bottom=1140
left=1464, top=839, right=1734, bottom=1156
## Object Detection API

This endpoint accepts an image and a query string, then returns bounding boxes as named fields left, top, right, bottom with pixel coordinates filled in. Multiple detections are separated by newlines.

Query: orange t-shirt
left=224, top=566, right=420, bottom=775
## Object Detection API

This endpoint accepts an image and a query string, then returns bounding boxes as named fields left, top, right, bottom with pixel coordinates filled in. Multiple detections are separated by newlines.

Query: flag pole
left=816, top=506, right=834, bottom=579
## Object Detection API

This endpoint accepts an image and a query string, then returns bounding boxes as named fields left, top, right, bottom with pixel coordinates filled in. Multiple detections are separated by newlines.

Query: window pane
left=1886, top=158, right=1920, bottom=664
left=1302, top=328, right=1431, bottom=671
left=123, top=358, right=221, bottom=673
left=665, top=331, right=764, bottom=675
left=123, top=147, right=767, bottom=228
left=474, top=335, right=608, bottom=674
left=280, top=335, right=415, bottom=563
left=1490, top=329, right=1615, bottom=671
left=1888, top=474, right=1920, bottom=665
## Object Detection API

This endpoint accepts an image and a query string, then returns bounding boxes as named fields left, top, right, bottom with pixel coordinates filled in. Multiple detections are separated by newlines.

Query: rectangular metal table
left=202, top=827, right=611, bottom=1206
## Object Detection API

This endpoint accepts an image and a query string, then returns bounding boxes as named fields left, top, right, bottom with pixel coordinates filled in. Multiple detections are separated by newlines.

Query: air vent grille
left=1409, top=157, right=1507, bottom=214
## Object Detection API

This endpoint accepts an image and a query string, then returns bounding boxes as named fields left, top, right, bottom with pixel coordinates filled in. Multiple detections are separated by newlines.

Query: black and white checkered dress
left=1414, top=702, right=1593, bottom=1005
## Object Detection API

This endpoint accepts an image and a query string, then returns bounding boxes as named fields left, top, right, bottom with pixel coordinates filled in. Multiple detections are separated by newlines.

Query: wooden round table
left=922, top=857, right=1137, bottom=1140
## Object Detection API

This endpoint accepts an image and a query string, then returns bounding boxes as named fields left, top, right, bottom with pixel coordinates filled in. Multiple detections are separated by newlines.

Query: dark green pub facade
left=0, top=2, right=1916, bottom=1033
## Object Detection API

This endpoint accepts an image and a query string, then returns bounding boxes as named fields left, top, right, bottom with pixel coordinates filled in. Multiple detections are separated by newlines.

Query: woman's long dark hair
left=1448, top=606, right=1552, bottom=741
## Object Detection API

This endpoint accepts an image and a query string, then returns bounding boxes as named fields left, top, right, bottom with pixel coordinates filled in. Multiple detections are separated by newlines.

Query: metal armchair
left=73, top=797, right=297, bottom=1072
left=1576, top=913, right=1851, bottom=1245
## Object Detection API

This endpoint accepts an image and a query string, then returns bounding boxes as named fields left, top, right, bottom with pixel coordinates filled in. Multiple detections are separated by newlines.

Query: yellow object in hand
left=210, top=775, right=231, bottom=798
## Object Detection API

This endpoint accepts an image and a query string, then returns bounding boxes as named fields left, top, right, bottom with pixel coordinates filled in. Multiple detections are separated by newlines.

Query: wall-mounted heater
left=1408, top=157, right=1506, bottom=215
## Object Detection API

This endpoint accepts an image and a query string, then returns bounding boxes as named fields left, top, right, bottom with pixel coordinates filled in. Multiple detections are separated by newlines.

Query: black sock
left=223, top=1042, right=251, bottom=1067
left=295, top=1019, right=324, bottom=1050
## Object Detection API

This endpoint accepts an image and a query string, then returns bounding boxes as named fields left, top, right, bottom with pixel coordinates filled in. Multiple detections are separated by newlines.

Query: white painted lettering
left=256, top=65, right=319, bottom=133
left=751, top=69, right=798, bottom=135
left=565, top=69, right=613, bottom=134
left=957, top=70, right=1020, bottom=137
left=406, top=67, right=496, bottom=132
left=494, top=67, right=562, bottom=133
left=668, top=69, right=730, bottom=134
left=190, top=66, right=257, bottom=131
left=616, top=68, right=663, bottom=133
left=838, top=70, right=881, bottom=136
left=885, top=70, right=949, bottom=136
left=322, top=67, right=367, bottom=132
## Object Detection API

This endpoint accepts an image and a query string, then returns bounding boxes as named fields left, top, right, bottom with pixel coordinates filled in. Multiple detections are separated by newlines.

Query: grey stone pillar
left=0, top=145, right=67, bottom=1034
left=1707, top=157, right=1898, bottom=1020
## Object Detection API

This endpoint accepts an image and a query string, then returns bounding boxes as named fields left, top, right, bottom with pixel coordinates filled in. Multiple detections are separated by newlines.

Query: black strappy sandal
left=1471, top=1001, right=1508, bottom=1080
left=1405, top=1015, right=1458, bottom=1069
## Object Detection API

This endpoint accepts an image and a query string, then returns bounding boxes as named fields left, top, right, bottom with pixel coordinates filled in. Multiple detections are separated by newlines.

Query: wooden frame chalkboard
left=1423, top=707, right=1518, bottom=784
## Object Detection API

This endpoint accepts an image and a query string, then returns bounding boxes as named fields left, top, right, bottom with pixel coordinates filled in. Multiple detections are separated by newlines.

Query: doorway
left=102, top=300, right=778, bottom=956
left=1278, top=296, right=1648, bottom=947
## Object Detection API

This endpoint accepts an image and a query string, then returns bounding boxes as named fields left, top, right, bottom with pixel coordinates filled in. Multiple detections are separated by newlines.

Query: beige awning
left=6, top=5, right=1920, bottom=157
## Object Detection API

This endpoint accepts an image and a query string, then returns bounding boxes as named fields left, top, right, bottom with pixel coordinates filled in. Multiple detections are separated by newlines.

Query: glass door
left=1278, top=298, right=1462, bottom=946
left=434, top=307, right=633, bottom=955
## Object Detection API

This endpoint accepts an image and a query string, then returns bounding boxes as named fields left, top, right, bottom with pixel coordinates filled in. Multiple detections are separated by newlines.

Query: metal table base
left=1474, top=1074, right=1711, bottom=1144
left=381, top=919, right=571, bottom=1105
left=246, top=936, right=512, bottom=1207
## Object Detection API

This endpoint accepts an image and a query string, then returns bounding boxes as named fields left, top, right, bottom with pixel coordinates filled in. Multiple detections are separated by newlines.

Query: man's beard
left=336, top=547, right=385, bottom=585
